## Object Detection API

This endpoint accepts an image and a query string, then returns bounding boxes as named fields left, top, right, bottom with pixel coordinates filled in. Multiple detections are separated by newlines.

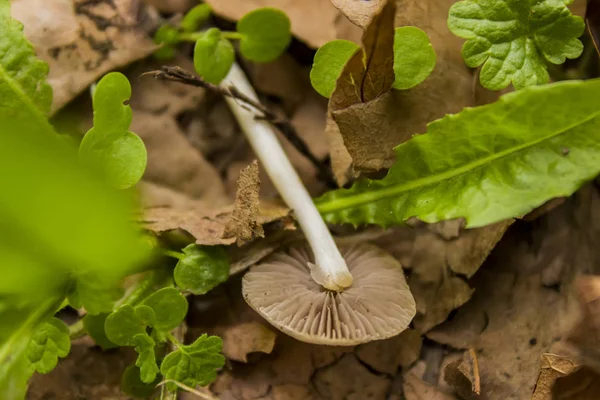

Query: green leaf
left=153, top=25, right=179, bottom=60
left=310, top=40, right=359, bottom=98
left=79, top=72, right=147, bottom=189
left=193, top=28, right=234, bottom=85
left=82, top=313, right=118, bottom=350
left=71, top=278, right=122, bottom=315
left=181, top=4, right=212, bottom=32
left=315, top=79, right=600, bottom=228
left=160, top=334, right=225, bottom=392
left=174, top=245, right=229, bottom=295
left=132, top=333, right=159, bottom=384
left=26, top=318, right=70, bottom=374
left=142, top=287, right=188, bottom=331
left=448, top=0, right=585, bottom=90
left=134, top=305, right=157, bottom=327
left=392, top=27, right=436, bottom=90
left=237, top=7, right=291, bottom=62
left=121, top=364, right=157, bottom=398
left=104, top=305, right=146, bottom=346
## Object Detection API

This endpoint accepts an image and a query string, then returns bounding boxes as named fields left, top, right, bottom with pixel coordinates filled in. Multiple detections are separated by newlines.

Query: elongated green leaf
left=448, top=0, right=585, bottom=90
left=316, top=79, right=600, bottom=228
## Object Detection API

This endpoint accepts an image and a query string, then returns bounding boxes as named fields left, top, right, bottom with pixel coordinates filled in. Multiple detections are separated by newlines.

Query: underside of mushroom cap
left=242, top=243, right=416, bottom=345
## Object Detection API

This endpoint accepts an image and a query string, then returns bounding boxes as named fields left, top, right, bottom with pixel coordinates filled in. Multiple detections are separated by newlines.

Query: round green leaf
left=121, top=365, right=157, bottom=398
left=91, top=72, right=132, bottom=132
left=392, top=27, right=436, bottom=90
left=174, top=245, right=229, bottom=295
left=142, top=287, right=188, bottom=331
left=310, top=40, right=359, bottom=98
left=104, top=305, right=146, bottom=346
left=181, top=4, right=212, bottom=32
left=82, top=313, right=118, bottom=350
left=134, top=305, right=156, bottom=327
left=193, top=28, right=235, bottom=84
left=79, top=130, right=147, bottom=189
left=237, top=8, right=291, bottom=62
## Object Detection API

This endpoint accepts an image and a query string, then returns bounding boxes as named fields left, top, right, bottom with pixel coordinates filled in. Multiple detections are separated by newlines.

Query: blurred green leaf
left=82, top=313, right=118, bottom=350
left=121, top=364, right=157, bottom=398
left=193, top=28, right=234, bottom=84
left=174, top=245, right=229, bottom=295
left=237, top=7, right=291, bottom=62
left=181, top=4, right=212, bottom=32
left=310, top=40, right=359, bottom=98
left=153, top=25, right=180, bottom=60
left=392, top=27, right=436, bottom=90
left=26, top=318, right=70, bottom=374
left=142, top=287, right=188, bottom=331
left=160, top=334, right=225, bottom=392
left=316, top=79, right=600, bottom=228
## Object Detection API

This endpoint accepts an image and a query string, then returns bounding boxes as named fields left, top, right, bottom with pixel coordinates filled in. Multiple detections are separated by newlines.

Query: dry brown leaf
left=224, top=160, right=264, bottom=246
left=137, top=181, right=211, bottom=210
left=566, top=275, right=600, bottom=371
left=203, top=0, right=342, bottom=48
left=222, top=321, right=278, bottom=363
left=403, top=373, right=459, bottom=400
left=551, top=366, right=600, bottom=399
left=12, top=0, right=157, bottom=114
left=330, top=0, right=381, bottom=28
left=532, top=354, right=581, bottom=400
left=355, top=329, right=422, bottom=374
left=444, top=349, right=481, bottom=398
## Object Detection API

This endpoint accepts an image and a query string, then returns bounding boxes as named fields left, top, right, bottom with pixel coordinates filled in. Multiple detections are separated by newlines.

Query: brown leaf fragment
left=11, top=0, right=157, bottom=114
left=403, top=373, right=459, bottom=400
left=224, top=160, right=264, bottom=246
left=222, top=321, right=277, bottom=363
left=552, top=366, right=600, bottom=399
left=444, top=349, right=481, bottom=398
left=330, top=0, right=382, bottom=28
left=355, top=329, right=422, bottom=374
left=532, top=354, right=581, bottom=400
left=566, top=275, right=600, bottom=371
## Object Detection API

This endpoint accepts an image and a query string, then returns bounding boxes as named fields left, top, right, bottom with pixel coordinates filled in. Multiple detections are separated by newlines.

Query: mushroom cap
left=242, top=243, right=416, bottom=345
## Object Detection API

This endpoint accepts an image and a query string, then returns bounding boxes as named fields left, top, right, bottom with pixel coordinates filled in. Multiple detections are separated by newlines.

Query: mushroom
left=222, top=63, right=415, bottom=345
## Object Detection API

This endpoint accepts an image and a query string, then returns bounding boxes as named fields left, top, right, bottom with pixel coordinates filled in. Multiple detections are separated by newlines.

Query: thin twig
left=157, top=380, right=220, bottom=400
left=142, top=66, right=337, bottom=187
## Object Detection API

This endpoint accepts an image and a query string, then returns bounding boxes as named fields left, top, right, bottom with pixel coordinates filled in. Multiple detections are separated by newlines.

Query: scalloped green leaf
left=237, top=8, right=291, bottom=62
left=310, top=40, right=359, bottom=98
left=26, top=318, right=70, bottom=374
left=132, top=333, right=159, bottom=384
left=392, top=27, right=436, bottom=90
left=448, top=0, right=585, bottom=90
left=315, top=79, right=600, bottom=228
left=174, top=245, right=229, bottom=295
left=141, top=287, right=188, bottom=331
left=160, top=334, right=224, bottom=392
left=193, top=28, right=234, bottom=84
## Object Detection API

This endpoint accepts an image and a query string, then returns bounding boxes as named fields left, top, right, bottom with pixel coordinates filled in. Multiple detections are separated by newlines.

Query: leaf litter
left=22, top=0, right=600, bottom=399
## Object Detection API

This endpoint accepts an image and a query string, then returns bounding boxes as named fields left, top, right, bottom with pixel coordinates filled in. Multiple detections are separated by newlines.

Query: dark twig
left=142, top=66, right=337, bottom=187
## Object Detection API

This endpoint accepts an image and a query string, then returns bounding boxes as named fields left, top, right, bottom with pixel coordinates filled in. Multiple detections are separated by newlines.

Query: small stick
left=142, top=66, right=336, bottom=187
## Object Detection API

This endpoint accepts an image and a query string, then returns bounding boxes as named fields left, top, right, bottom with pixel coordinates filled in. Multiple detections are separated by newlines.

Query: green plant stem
left=68, top=320, right=85, bottom=339
left=221, top=31, right=243, bottom=40
left=163, top=249, right=184, bottom=260
left=179, top=32, right=204, bottom=42
left=166, top=332, right=183, bottom=349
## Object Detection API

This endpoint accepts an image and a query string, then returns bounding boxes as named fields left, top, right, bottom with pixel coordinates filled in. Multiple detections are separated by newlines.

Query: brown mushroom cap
left=242, top=243, right=416, bottom=345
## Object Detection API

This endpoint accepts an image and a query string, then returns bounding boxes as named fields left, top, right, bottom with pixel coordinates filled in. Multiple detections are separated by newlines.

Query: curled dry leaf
left=11, top=0, right=157, bottom=114
left=222, top=321, right=277, bottom=363
left=443, top=349, right=481, bottom=398
left=531, top=354, right=581, bottom=400
left=224, top=160, right=265, bottom=246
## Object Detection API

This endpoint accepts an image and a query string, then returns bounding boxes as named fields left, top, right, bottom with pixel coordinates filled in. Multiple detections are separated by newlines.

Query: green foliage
left=79, top=72, right=147, bottom=189
left=237, top=8, right=291, bottom=62
left=310, top=40, right=359, bottom=98
left=448, top=0, right=585, bottom=90
left=193, top=28, right=235, bottom=84
left=141, top=287, right=188, bottom=331
left=160, top=334, right=225, bottom=392
left=121, top=365, right=157, bottom=398
left=315, top=79, right=600, bottom=228
left=181, top=4, right=212, bottom=32
left=132, top=333, right=159, bottom=383
left=82, top=313, right=118, bottom=350
left=174, top=245, right=230, bottom=295
left=105, top=305, right=147, bottom=346
left=153, top=25, right=179, bottom=60
left=26, top=318, right=70, bottom=374
left=392, top=26, right=436, bottom=90
left=69, top=279, right=123, bottom=315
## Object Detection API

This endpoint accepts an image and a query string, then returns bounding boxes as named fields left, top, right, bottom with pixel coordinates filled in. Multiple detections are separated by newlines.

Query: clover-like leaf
left=132, top=333, right=159, bottom=384
left=448, top=0, right=585, bottom=90
left=174, top=245, right=229, bottom=295
left=141, top=287, right=188, bottom=331
left=181, top=4, right=212, bottom=32
left=310, top=40, right=360, bottom=98
left=315, top=79, right=600, bottom=228
left=79, top=72, right=147, bottom=189
left=26, top=318, right=70, bottom=374
left=121, top=364, right=158, bottom=398
left=392, top=27, right=436, bottom=90
left=160, top=334, right=225, bottom=392
left=104, top=305, right=146, bottom=346
left=237, top=8, right=291, bottom=62
left=193, top=28, right=235, bottom=84
left=82, top=313, right=118, bottom=350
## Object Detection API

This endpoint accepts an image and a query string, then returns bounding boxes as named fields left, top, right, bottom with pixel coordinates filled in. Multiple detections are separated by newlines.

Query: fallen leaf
left=224, top=160, right=265, bottom=246
left=532, top=354, right=581, bottom=400
left=11, top=0, right=157, bottom=114
left=444, top=349, right=481, bottom=398
left=137, top=181, right=211, bottom=210
left=204, top=0, right=342, bottom=48
left=330, top=0, right=381, bottom=28
left=566, top=275, right=600, bottom=371
left=222, top=321, right=277, bottom=363
left=552, top=365, right=600, bottom=399
left=403, top=373, right=458, bottom=400
left=228, top=231, right=301, bottom=276
left=355, top=329, right=422, bottom=374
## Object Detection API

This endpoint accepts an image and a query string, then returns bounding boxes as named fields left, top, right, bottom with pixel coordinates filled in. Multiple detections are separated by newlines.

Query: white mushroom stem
left=222, top=63, right=352, bottom=291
